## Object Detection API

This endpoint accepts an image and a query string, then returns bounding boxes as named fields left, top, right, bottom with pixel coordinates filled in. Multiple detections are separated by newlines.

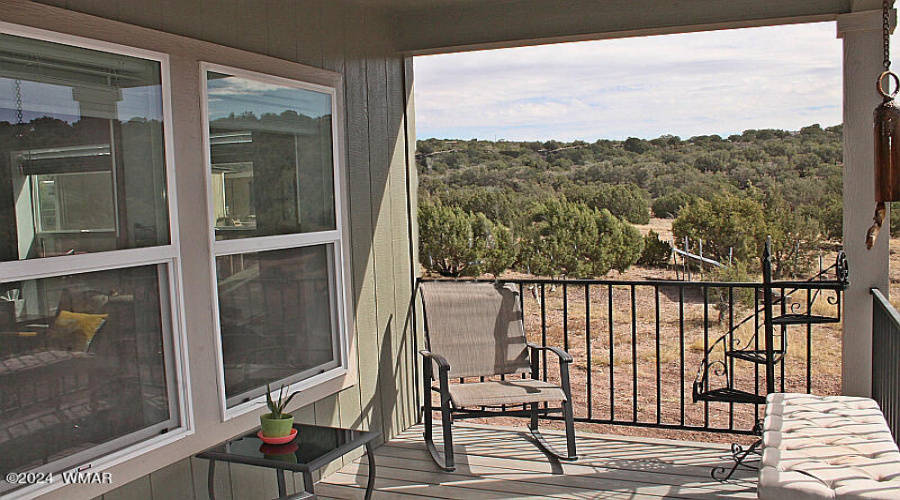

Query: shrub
left=566, top=182, right=651, bottom=225
left=597, top=209, right=644, bottom=273
left=764, top=191, right=823, bottom=278
left=638, top=230, right=671, bottom=267
left=623, top=137, right=651, bottom=154
left=473, top=213, right=518, bottom=278
left=418, top=202, right=518, bottom=277
left=418, top=202, right=479, bottom=277
left=707, top=262, right=757, bottom=321
left=521, top=199, right=643, bottom=277
left=652, top=192, right=694, bottom=218
left=672, top=193, right=768, bottom=265
left=819, top=195, right=842, bottom=241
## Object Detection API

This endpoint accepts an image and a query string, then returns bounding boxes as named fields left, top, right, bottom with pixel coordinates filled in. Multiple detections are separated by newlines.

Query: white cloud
left=413, top=22, right=846, bottom=141
left=206, top=76, right=332, bottom=120
left=207, top=77, right=287, bottom=96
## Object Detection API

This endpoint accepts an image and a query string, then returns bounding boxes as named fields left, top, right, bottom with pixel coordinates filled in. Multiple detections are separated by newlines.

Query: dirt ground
left=635, top=217, right=675, bottom=241
left=427, top=219, right=863, bottom=446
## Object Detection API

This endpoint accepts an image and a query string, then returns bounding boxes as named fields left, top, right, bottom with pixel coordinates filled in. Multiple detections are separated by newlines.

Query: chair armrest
left=527, top=343, right=574, bottom=397
left=527, top=343, right=573, bottom=363
left=420, top=350, right=452, bottom=394
left=419, top=350, right=451, bottom=372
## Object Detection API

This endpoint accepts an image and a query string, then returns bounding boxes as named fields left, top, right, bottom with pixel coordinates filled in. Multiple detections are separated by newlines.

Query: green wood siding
left=28, top=1, right=418, bottom=498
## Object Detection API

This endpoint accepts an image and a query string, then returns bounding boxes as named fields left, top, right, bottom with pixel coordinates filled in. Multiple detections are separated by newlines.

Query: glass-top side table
left=196, top=423, right=380, bottom=500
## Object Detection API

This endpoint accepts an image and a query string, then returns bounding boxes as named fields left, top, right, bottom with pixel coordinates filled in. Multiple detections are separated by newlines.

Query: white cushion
left=759, top=393, right=900, bottom=500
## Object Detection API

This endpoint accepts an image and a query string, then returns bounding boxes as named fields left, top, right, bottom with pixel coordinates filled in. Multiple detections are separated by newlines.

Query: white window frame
left=199, top=63, right=351, bottom=420
left=0, top=22, right=192, bottom=500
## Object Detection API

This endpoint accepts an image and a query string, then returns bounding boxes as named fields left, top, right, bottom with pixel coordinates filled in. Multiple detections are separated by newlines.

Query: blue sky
left=414, top=22, right=851, bottom=141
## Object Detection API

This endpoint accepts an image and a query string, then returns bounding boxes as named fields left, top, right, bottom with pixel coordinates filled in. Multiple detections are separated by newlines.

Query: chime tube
left=874, top=99, right=900, bottom=202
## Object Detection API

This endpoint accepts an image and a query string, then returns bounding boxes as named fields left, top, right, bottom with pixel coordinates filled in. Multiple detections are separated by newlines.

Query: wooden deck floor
left=315, top=424, right=758, bottom=499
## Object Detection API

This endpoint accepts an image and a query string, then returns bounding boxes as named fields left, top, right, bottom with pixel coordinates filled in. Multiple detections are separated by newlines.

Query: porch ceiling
left=346, top=0, right=872, bottom=54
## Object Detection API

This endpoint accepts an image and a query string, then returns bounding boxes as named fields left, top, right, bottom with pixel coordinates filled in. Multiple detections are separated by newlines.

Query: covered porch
left=0, top=0, right=897, bottom=499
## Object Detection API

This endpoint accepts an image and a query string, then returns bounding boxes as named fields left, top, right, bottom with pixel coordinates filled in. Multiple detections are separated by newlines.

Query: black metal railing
left=872, top=288, right=900, bottom=444
left=692, top=246, right=846, bottom=407
left=420, top=260, right=846, bottom=435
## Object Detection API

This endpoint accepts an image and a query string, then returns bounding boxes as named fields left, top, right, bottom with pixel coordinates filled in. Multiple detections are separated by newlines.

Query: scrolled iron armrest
left=527, top=343, right=574, bottom=363
left=419, top=350, right=451, bottom=372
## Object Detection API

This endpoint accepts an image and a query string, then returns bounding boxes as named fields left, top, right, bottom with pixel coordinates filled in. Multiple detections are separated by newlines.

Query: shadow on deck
left=316, top=423, right=758, bottom=499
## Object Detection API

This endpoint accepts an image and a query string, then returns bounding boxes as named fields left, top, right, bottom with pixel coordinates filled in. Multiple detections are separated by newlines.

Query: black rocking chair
left=418, top=281, right=577, bottom=471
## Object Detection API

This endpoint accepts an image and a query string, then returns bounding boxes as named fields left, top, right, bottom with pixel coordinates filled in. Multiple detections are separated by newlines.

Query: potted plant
left=260, top=383, right=300, bottom=438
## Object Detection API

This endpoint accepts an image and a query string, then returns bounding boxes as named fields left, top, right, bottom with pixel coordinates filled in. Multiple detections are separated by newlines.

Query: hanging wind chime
left=867, top=0, right=900, bottom=249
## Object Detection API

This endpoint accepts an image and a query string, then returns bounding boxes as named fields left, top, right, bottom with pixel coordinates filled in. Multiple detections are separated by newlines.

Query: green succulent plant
left=265, top=383, right=301, bottom=419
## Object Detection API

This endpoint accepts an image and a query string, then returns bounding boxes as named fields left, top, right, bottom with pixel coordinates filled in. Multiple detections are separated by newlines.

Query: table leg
left=365, top=442, right=376, bottom=500
left=206, top=460, right=217, bottom=500
left=276, top=470, right=287, bottom=497
left=302, top=470, right=315, bottom=497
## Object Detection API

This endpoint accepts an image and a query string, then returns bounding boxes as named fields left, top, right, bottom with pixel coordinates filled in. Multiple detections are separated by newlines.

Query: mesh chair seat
left=419, top=280, right=577, bottom=470
left=446, top=379, right=567, bottom=408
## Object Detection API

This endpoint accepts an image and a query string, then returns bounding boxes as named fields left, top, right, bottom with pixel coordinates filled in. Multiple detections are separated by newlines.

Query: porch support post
left=837, top=8, right=894, bottom=398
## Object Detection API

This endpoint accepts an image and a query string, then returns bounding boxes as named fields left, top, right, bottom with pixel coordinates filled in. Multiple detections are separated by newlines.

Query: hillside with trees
left=417, top=124, right=849, bottom=279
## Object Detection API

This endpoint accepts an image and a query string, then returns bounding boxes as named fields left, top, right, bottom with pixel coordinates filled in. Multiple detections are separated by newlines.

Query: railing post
left=762, top=239, right=776, bottom=395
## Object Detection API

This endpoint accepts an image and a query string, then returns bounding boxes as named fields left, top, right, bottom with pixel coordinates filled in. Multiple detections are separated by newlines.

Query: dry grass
left=590, top=355, right=633, bottom=368
left=639, top=346, right=680, bottom=365
left=687, top=337, right=706, bottom=352
left=888, top=237, right=900, bottom=309
left=634, top=217, right=675, bottom=240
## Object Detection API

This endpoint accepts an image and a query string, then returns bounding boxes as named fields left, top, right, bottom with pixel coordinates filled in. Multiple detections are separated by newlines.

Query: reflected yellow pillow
left=49, top=310, right=108, bottom=352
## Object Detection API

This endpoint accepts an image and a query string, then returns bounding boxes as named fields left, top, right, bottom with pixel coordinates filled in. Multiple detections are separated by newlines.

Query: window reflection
left=216, top=245, right=338, bottom=402
left=32, top=170, right=116, bottom=233
left=0, top=266, right=174, bottom=488
left=0, top=33, right=178, bottom=492
left=211, top=132, right=256, bottom=231
left=207, top=72, right=336, bottom=240
left=0, top=33, right=170, bottom=261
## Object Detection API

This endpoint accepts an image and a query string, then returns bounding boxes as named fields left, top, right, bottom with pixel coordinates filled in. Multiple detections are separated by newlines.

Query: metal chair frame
left=419, top=282, right=577, bottom=472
